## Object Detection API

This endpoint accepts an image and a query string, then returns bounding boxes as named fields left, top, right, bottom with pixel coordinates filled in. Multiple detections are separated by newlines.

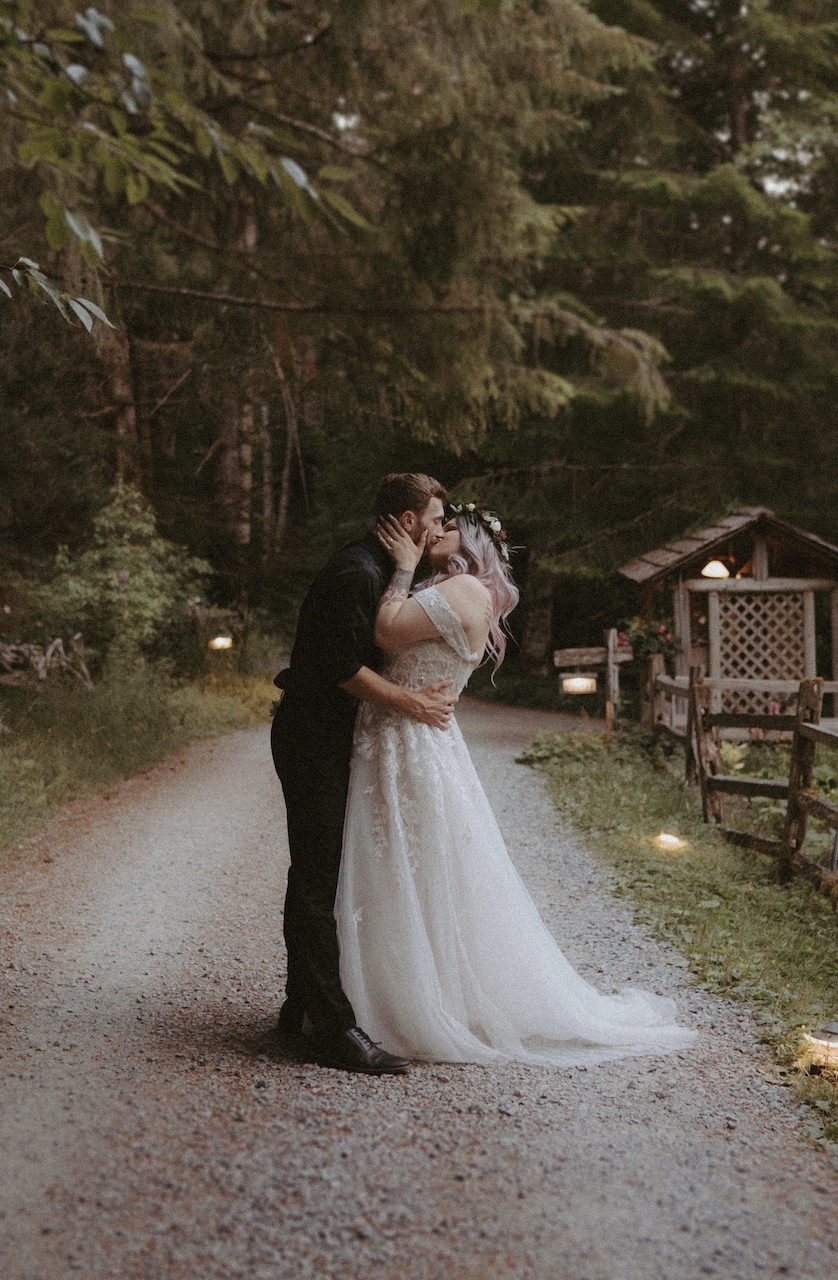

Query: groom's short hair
left=375, top=473, right=446, bottom=519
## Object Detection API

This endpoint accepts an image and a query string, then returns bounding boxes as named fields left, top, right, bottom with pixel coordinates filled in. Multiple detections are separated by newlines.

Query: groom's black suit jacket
left=274, top=530, right=391, bottom=755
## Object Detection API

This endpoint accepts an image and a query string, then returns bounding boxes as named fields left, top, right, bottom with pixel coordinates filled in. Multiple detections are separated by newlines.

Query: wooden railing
left=687, top=673, right=838, bottom=906
left=645, top=653, right=838, bottom=741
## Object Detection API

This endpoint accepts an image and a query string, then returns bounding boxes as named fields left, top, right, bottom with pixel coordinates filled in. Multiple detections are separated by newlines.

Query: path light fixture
left=208, top=632, right=233, bottom=651
left=801, top=1023, right=838, bottom=1069
left=700, top=559, right=730, bottom=579
left=654, top=832, right=688, bottom=852
left=561, top=673, right=597, bottom=695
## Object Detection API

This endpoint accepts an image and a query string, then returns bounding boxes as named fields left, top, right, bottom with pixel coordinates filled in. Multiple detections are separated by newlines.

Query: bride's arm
left=373, top=520, right=440, bottom=651
left=374, top=519, right=492, bottom=654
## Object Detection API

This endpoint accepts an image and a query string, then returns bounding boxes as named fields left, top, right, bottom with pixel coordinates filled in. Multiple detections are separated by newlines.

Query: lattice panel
left=718, top=591, right=805, bottom=713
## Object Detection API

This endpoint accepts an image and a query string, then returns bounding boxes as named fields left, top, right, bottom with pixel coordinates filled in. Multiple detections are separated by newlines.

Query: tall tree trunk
left=237, top=400, right=254, bottom=548
left=273, top=380, right=295, bottom=559
left=219, top=397, right=255, bottom=546
left=270, top=349, right=307, bottom=557
left=217, top=394, right=255, bottom=610
left=260, top=402, right=274, bottom=565
left=521, top=558, right=555, bottom=669
left=100, top=321, right=142, bottom=488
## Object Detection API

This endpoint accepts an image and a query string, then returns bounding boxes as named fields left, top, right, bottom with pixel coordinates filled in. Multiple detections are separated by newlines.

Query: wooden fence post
left=605, top=628, right=619, bottom=735
left=684, top=666, right=702, bottom=784
left=780, top=677, right=824, bottom=881
left=690, top=674, right=726, bottom=825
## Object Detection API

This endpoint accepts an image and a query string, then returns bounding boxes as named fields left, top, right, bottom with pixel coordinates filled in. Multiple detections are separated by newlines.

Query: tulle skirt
left=336, top=711, right=695, bottom=1066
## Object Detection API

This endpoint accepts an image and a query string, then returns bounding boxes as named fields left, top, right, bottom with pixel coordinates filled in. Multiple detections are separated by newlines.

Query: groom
left=271, top=473, right=456, bottom=1074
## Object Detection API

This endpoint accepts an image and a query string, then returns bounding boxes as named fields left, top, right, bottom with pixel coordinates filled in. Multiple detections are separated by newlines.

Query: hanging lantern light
left=561, top=673, right=597, bottom=695
left=700, top=559, right=730, bottom=579
left=208, top=633, right=234, bottom=651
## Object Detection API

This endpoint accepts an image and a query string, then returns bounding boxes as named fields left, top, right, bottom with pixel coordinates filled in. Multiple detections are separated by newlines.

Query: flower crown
left=447, top=502, right=510, bottom=561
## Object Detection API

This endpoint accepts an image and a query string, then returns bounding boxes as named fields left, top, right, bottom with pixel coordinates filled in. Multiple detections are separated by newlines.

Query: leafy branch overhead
left=0, top=1, right=370, bottom=323
left=0, top=256, right=114, bottom=328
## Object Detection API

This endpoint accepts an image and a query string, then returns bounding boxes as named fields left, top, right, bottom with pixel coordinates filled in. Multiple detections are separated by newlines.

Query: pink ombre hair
left=417, top=515, right=519, bottom=669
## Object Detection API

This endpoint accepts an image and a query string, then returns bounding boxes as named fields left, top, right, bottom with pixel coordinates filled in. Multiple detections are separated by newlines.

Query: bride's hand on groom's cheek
left=376, top=516, right=425, bottom=571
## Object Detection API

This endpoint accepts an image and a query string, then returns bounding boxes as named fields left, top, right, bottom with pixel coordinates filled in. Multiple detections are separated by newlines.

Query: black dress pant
left=270, top=703, right=357, bottom=1034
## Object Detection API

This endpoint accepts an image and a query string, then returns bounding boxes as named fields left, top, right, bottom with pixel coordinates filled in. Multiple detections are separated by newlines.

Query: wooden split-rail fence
left=647, top=657, right=838, bottom=906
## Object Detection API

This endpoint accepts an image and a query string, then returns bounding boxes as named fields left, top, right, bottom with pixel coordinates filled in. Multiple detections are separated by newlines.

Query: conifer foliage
left=1, top=1, right=837, bottom=655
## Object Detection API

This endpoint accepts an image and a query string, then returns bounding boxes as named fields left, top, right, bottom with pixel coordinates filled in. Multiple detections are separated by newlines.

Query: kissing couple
left=271, top=472, right=694, bottom=1075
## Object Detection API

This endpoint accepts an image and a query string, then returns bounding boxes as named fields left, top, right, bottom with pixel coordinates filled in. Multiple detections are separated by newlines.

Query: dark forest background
left=2, top=0, right=838, bottom=673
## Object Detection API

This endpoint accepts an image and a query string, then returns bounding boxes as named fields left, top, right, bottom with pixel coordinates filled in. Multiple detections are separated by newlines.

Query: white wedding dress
left=336, top=586, right=695, bottom=1066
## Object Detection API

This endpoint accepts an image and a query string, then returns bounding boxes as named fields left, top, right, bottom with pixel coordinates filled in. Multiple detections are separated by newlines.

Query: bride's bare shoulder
left=436, top=574, right=490, bottom=614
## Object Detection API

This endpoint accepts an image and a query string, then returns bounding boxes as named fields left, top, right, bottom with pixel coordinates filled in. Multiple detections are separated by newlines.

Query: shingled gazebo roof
left=618, top=507, right=838, bottom=586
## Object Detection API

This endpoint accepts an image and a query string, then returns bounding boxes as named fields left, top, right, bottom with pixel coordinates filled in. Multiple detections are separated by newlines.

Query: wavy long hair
left=416, top=514, right=519, bottom=669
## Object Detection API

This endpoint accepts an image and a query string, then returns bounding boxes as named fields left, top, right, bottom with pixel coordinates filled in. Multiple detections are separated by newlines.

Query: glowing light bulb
left=561, top=675, right=597, bottom=695
left=700, top=560, right=730, bottom=579
left=654, top=832, right=687, bottom=852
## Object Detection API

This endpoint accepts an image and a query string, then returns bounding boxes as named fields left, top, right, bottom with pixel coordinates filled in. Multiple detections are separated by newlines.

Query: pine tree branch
left=117, top=281, right=490, bottom=314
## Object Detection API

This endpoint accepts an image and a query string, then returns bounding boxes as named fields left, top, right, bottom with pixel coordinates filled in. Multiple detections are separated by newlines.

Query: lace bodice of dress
left=381, top=585, right=481, bottom=698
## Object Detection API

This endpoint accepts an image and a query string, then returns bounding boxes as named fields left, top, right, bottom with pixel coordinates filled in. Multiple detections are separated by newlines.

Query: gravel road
left=1, top=698, right=836, bottom=1280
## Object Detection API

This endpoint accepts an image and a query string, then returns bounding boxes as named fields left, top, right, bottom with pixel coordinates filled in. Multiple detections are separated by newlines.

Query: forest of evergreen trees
left=2, top=0, right=837, bottom=664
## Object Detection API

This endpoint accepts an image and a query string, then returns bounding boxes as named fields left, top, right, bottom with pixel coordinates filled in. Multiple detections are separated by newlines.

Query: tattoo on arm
left=380, top=569, right=414, bottom=607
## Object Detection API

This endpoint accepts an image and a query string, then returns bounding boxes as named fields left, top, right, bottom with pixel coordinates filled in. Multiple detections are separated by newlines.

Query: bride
left=335, top=504, right=695, bottom=1066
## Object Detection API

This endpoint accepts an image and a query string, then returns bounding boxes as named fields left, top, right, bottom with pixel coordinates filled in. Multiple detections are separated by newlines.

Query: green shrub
left=33, top=483, right=211, bottom=668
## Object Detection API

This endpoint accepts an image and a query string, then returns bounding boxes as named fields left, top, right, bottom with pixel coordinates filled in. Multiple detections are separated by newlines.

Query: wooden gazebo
left=619, top=507, right=838, bottom=720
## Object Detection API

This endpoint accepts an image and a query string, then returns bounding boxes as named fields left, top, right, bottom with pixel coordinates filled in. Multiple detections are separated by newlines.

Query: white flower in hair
left=448, top=501, right=512, bottom=561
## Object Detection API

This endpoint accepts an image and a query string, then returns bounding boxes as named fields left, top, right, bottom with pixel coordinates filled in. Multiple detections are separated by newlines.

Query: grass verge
left=518, top=729, right=838, bottom=1152
left=0, top=666, right=275, bottom=862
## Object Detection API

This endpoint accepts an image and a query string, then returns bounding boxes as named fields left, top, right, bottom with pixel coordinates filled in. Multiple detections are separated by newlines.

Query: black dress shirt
left=275, top=532, right=391, bottom=748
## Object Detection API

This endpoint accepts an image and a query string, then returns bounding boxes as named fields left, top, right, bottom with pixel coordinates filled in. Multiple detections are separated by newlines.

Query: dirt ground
left=1, top=698, right=836, bottom=1280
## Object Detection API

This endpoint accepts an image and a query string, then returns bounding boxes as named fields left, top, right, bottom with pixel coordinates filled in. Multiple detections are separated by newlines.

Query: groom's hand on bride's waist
left=410, top=679, right=457, bottom=730
left=340, top=667, right=456, bottom=729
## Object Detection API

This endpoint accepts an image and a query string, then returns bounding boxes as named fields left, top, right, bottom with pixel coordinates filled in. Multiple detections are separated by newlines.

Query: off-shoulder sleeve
left=413, top=586, right=477, bottom=662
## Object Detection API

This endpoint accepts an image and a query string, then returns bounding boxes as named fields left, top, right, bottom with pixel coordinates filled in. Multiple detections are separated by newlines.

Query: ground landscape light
left=208, top=634, right=233, bottom=651
left=700, top=559, right=730, bottom=579
left=654, top=832, right=688, bottom=852
left=561, top=674, right=597, bottom=695
left=801, top=1023, right=838, bottom=1068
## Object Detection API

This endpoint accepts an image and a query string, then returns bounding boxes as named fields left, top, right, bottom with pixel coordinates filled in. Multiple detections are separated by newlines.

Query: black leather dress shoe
left=312, top=1027, right=410, bottom=1075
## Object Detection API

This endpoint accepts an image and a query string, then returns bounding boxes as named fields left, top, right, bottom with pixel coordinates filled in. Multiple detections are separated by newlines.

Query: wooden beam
left=723, top=829, right=784, bottom=857
left=797, top=788, right=838, bottom=826
left=752, top=535, right=769, bottom=580
left=704, top=713, right=797, bottom=731
left=831, top=587, right=838, bottom=717
left=804, top=590, right=817, bottom=678
left=685, top=578, right=837, bottom=593
left=658, top=675, right=838, bottom=693
left=707, top=590, right=721, bottom=713
left=553, top=646, right=607, bottom=667
left=790, top=851, right=838, bottom=908
left=707, top=775, right=789, bottom=799
left=690, top=676, right=726, bottom=823
left=798, top=722, right=838, bottom=748
left=781, top=677, right=824, bottom=880
left=673, top=577, right=691, bottom=677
